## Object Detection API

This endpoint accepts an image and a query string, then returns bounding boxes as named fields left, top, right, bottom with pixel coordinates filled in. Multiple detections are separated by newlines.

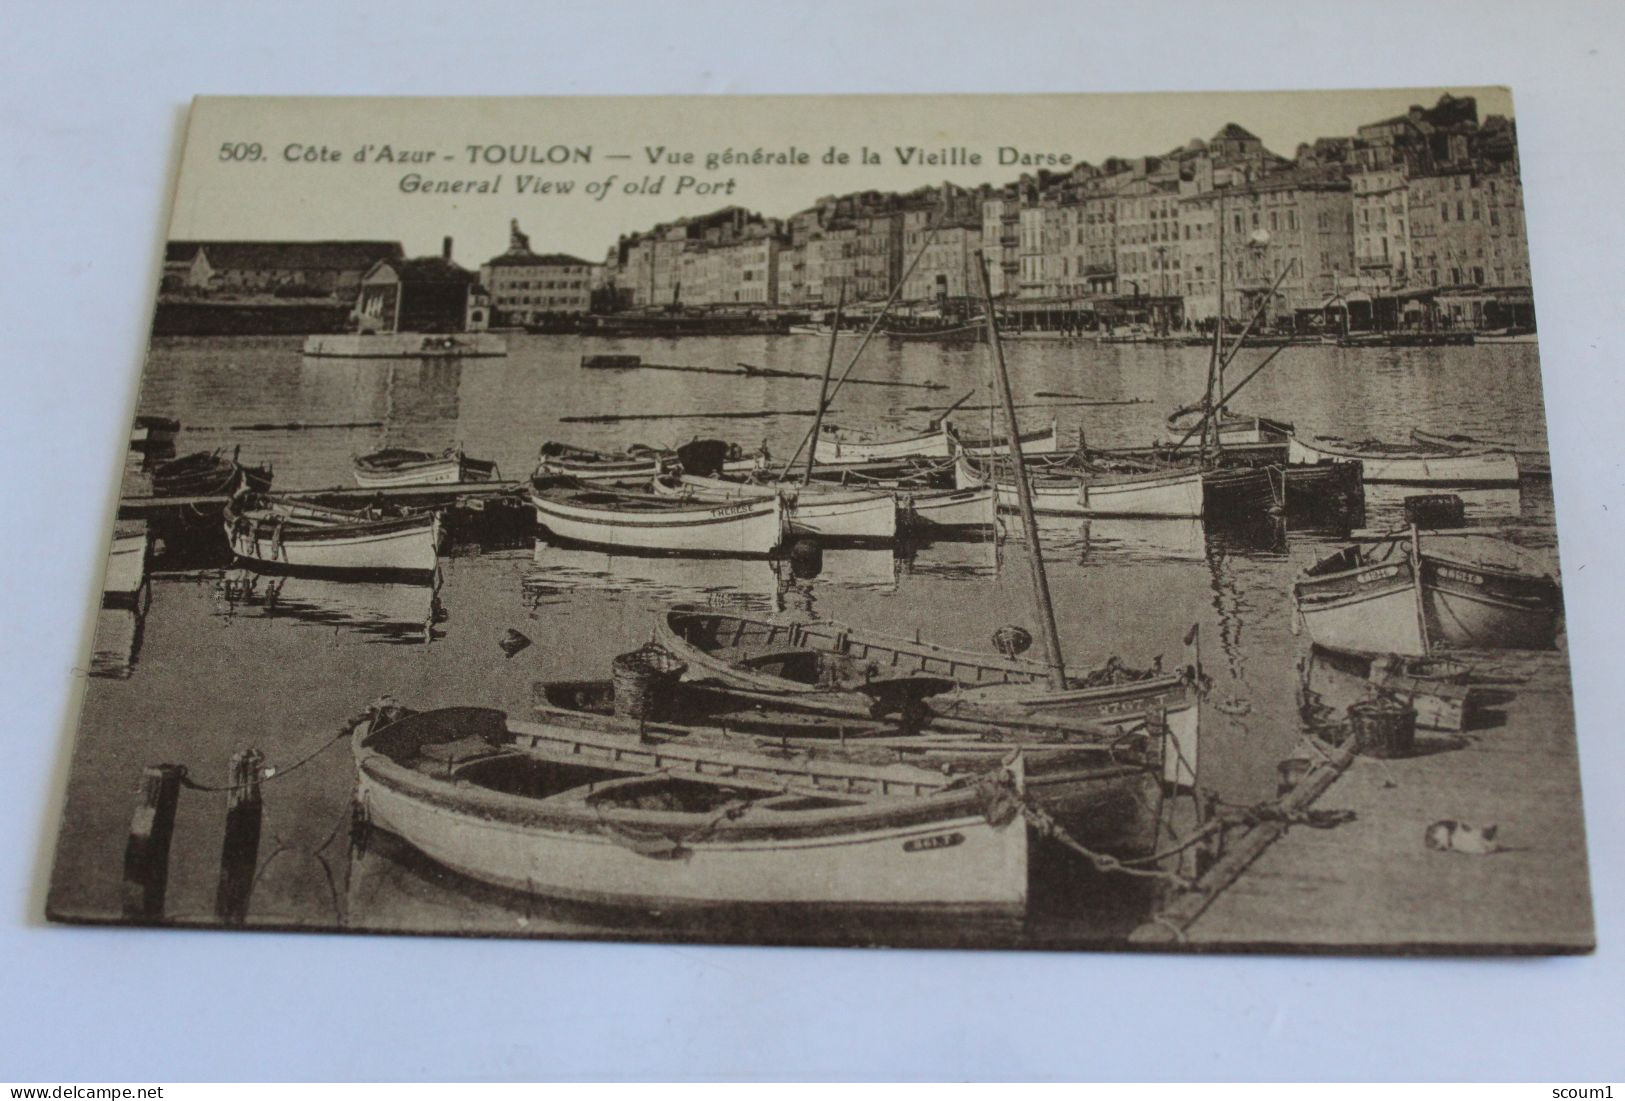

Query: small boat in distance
left=812, top=419, right=1061, bottom=466
left=1410, top=429, right=1551, bottom=477
left=224, top=495, right=442, bottom=578
left=1287, top=433, right=1520, bottom=486
left=352, top=704, right=1032, bottom=917
left=1293, top=528, right=1561, bottom=656
left=354, top=447, right=499, bottom=488
left=534, top=442, right=668, bottom=485
left=152, top=448, right=273, bottom=498
left=652, top=473, right=897, bottom=543
left=531, top=485, right=786, bottom=557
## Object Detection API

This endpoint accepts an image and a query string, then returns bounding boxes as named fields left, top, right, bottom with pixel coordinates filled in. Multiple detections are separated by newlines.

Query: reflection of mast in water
left=211, top=567, right=443, bottom=644
left=525, top=541, right=782, bottom=612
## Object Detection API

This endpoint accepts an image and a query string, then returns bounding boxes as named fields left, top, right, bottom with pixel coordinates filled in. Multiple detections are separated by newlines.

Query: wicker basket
left=612, top=644, right=689, bottom=720
left=1348, top=696, right=1417, bottom=758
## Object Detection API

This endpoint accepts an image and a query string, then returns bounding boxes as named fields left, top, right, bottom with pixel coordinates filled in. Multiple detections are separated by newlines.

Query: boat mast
left=1212, top=185, right=1226, bottom=458
left=974, top=249, right=1066, bottom=689
left=801, top=281, right=846, bottom=484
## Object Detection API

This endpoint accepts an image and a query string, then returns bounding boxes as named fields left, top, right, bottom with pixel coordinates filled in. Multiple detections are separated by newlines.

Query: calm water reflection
left=49, top=333, right=1564, bottom=945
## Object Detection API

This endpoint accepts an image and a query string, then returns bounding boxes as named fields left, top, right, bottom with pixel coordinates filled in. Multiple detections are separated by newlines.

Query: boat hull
left=226, top=508, right=441, bottom=577
left=532, top=490, right=785, bottom=557
left=1288, top=435, right=1520, bottom=486
left=815, top=425, right=951, bottom=465
left=354, top=453, right=496, bottom=489
left=1295, top=558, right=1426, bottom=655
left=1422, top=557, right=1560, bottom=649
left=535, top=456, right=665, bottom=485
left=900, top=485, right=999, bottom=531
left=355, top=728, right=1028, bottom=915
left=956, top=455, right=1208, bottom=518
left=655, top=475, right=896, bottom=542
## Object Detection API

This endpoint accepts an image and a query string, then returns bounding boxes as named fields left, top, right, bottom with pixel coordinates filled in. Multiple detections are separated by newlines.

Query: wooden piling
left=215, top=749, right=265, bottom=925
left=122, top=764, right=185, bottom=921
left=1129, top=742, right=1355, bottom=945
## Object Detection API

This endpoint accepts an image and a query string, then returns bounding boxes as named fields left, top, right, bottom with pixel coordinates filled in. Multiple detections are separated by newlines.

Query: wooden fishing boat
left=1410, top=429, right=1551, bottom=477
left=103, top=525, right=149, bottom=606
left=532, top=677, right=1163, bottom=850
left=898, top=485, right=999, bottom=531
left=814, top=423, right=952, bottom=465
left=531, top=485, right=786, bottom=557
left=1166, top=409, right=1293, bottom=447
left=151, top=448, right=273, bottom=497
left=954, top=452, right=1265, bottom=520
left=224, top=495, right=442, bottom=578
left=652, top=473, right=896, bottom=542
left=654, top=605, right=1201, bottom=790
left=1287, top=433, right=1520, bottom=486
left=353, top=704, right=1031, bottom=916
left=1293, top=529, right=1561, bottom=655
left=534, top=442, right=668, bottom=485
left=950, top=419, right=1064, bottom=458
left=353, top=447, right=498, bottom=488
left=1300, top=644, right=1481, bottom=732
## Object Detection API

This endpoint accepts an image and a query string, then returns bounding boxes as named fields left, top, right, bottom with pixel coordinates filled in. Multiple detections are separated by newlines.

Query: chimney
left=442, top=236, right=453, bottom=261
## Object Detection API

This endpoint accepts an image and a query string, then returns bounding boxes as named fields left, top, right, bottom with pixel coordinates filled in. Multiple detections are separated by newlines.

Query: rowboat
left=951, top=419, right=1063, bottom=458
left=534, top=442, right=667, bottom=485
left=353, top=447, right=498, bottom=488
left=104, top=525, right=149, bottom=606
left=532, top=677, right=1162, bottom=850
left=1287, top=433, right=1520, bottom=486
left=954, top=452, right=1269, bottom=520
left=151, top=448, right=273, bottom=497
left=812, top=421, right=1063, bottom=466
left=1293, top=529, right=1561, bottom=656
left=654, top=606, right=1201, bottom=790
left=531, top=486, right=786, bottom=557
left=1410, top=429, right=1551, bottom=477
left=353, top=704, right=1031, bottom=916
left=1166, top=409, right=1294, bottom=447
left=652, top=473, right=897, bottom=542
left=224, top=496, right=442, bottom=578
left=814, top=424, right=951, bottom=465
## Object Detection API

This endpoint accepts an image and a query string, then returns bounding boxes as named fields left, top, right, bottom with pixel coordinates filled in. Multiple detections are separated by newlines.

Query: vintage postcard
left=48, top=91, right=1592, bottom=953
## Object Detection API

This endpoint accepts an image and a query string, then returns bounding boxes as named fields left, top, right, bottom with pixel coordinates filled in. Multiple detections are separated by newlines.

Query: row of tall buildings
left=579, top=93, right=1531, bottom=330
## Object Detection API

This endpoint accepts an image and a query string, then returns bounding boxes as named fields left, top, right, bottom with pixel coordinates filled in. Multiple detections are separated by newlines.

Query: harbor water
left=50, top=333, right=1565, bottom=948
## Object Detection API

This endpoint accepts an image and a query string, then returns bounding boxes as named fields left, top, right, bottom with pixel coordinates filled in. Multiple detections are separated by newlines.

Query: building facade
left=479, top=220, right=595, bottom=321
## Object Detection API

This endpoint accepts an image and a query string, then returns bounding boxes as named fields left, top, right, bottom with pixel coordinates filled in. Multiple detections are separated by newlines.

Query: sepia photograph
left=41, top=89, right=1594, bottom=955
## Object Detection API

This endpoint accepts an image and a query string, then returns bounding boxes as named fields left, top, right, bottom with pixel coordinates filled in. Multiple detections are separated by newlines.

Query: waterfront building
left=479, top=220, right=594, bottom=322
left=1180, top=167, right=1354, bottom=326
left=353, top=239, right=491, bottom=334
left=1404, top=167, right=1532, bottom=328
left=163, top=240, right=404, bottom=297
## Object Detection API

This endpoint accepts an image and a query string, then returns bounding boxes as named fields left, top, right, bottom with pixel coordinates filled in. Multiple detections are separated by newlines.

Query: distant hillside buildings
left=591, top=93, right=1533, bottom=331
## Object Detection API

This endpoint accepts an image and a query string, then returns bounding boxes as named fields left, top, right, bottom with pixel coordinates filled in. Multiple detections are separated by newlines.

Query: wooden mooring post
left=122, top=764, right=185, bottom=921
left=1129, top=740, right=1355, bottom=946
left=215, top=749, right=265, bottom=925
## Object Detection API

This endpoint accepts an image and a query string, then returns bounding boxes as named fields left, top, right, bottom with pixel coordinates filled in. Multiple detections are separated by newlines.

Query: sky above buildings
left=168, top=89, right=1516, bottom=266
